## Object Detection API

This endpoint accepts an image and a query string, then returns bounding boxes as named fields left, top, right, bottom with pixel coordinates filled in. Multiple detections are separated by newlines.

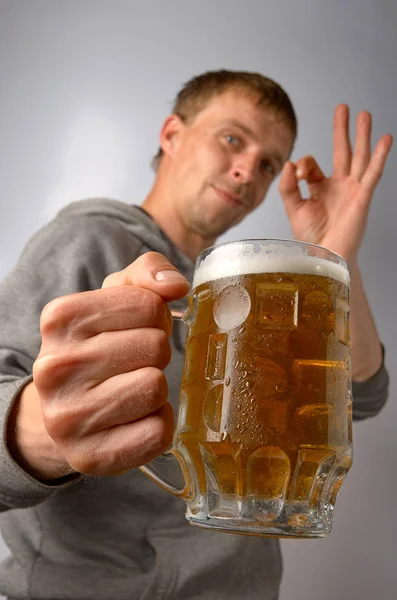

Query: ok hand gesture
left=279, top=104, right=393, bottom=263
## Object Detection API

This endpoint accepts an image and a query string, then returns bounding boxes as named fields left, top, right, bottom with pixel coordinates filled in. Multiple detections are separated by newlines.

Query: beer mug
left=140, top=239, right=352, bottom=538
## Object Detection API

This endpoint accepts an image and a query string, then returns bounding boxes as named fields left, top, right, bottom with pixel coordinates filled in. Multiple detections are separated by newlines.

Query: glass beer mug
left=140, top=239, right=352, bottom=538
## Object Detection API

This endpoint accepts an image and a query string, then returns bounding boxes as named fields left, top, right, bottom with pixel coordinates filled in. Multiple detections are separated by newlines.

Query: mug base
left=186, top=501, right=333, bottom=539
left=187, top=515, right=330, bottom=538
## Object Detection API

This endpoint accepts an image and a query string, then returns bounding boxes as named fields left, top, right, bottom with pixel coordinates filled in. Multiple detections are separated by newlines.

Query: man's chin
left=190, top=201, right=249, bottom=238
left=197, top=215, right=243, bottom=239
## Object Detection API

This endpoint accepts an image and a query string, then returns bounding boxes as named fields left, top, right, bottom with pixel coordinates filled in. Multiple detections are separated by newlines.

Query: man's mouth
left=212, top=185, right=247, bottom=208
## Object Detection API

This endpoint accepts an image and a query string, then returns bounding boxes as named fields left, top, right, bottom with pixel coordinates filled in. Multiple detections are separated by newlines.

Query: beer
left=173, top=241, right=352, bottom=536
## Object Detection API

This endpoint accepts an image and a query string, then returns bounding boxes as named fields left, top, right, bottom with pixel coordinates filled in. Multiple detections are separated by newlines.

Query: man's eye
left=261, top=160, right=275, bottom=175
left=225, top=134, right=240, bottom=146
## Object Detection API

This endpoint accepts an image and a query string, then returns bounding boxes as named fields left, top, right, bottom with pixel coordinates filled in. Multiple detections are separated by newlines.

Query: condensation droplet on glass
left=213, top=285, right=251, bottom=331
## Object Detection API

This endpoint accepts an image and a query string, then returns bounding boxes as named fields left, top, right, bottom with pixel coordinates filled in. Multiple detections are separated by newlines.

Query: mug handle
left=138, top=313, right=191, bottom=498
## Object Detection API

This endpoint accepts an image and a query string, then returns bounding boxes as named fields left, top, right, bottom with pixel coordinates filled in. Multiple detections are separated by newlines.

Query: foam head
left=192, top=240, right=349, bottom=289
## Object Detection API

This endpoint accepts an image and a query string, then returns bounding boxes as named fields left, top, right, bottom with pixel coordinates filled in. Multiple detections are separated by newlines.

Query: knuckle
left=152, top=405, right=175, bottom=452
left=143, top=405, right=174, bottom=457
left=67, top=450, right=95, bottom=475
left=33, top=353, right=60, bottom=389
left=141, top=287, right=166, bottom=319
left=33, top=351, right=77, bottom=389
left=40, top=296, right=72, bottom=336
left=151, top=329, right=171, bottom=369
left=297, top=155, right=313, bottom=168
left=116, top=369, right=168, bottom=424
left=68, top=438, right=125, bottom=476
left=107, top=446, right=135, bottom=475
left=42, top=402, right=74, bottom=440
left=66, top=404, right=174, bottom=476
left=127, top=287, right=168, bottom=330
left=66, top=438, right=107, bottom=475
left=146, top=368, right=169, bottom=406
left=137, top=251, right=166, bottom=270
left=102, top=271, right=120, bottom=288
left=39, top=388, right=92, bottom=441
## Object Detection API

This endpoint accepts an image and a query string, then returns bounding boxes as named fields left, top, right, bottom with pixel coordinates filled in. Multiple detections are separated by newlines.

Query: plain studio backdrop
left=0, top=1, right=396, bottom=599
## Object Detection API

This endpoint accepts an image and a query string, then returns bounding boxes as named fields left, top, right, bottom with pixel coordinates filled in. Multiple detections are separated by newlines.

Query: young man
left=0, top=70, right=392, bottom=599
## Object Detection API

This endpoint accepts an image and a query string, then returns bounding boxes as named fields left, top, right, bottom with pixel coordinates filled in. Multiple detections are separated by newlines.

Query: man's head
left=148, top=69, right=297, bottom=248
left=152, top=70, right=297, bottom=171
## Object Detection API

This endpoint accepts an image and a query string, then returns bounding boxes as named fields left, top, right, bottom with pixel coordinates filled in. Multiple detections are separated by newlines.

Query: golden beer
left=173, top=240, right=352, bottom=537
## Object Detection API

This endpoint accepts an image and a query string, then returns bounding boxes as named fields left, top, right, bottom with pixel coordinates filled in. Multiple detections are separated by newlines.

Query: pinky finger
left=361, top=134, right=393, bottom=195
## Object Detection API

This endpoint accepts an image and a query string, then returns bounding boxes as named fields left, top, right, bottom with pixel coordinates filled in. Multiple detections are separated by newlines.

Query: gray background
left=0, top=1, right=396, bottom=599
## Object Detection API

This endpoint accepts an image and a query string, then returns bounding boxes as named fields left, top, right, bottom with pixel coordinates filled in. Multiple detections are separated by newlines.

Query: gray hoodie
left=0, top=199, right=389, bottom=599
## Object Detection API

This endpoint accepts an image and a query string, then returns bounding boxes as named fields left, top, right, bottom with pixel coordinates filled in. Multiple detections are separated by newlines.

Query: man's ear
left=159, top=115, right=185, bottom=158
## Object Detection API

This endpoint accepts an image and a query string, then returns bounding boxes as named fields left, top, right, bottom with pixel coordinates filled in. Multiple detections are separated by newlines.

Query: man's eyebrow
left=219, top=119, right=256, bottom=138
left=219, top=119, right=286, bottom=167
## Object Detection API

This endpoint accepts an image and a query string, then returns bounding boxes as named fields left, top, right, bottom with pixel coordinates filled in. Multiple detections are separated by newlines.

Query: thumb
left=102, top=252, right=190, bottom=302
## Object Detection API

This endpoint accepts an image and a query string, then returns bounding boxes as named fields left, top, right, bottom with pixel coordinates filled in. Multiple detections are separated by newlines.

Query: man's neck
left=142, top=184, right=215, bottom=262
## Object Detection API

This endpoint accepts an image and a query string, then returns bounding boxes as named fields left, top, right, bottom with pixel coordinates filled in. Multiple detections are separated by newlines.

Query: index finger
left=40, top=285, right=174, bottom=340
left=333, top=104, right=352, bottom=176
left=102, top=252, right=190, bottom=301
left=278, top=161, right=304, bottom=218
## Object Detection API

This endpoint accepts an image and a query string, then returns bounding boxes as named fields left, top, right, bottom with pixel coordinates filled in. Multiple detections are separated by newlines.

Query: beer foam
left=193, top=241, right=349, bottom=289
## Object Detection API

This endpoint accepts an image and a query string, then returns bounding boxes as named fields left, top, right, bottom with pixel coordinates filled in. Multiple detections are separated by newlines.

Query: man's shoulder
left=12, top=200, right=153, bottom=285
left=53, top=198, right=146, bottom=234
left=34, top=199, right=153, bottom=255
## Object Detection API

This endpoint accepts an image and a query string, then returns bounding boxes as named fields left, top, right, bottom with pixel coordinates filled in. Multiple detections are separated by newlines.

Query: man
left=0, top=70, right=392, bottom=599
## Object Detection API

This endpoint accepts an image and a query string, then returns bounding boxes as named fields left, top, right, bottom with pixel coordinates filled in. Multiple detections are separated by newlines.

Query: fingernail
left=155, top=269, right=189, bottom=284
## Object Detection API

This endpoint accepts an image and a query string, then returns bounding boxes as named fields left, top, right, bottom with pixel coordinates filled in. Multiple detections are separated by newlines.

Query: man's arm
left=0, top=211, right=186, bottom=509
left=0, top=214, right=113, bottom=509
left=279, top=105, right=393, bottom=389
left=5, top=255, right=189, bottom=484
left=349, top=262, right=382, bottom=382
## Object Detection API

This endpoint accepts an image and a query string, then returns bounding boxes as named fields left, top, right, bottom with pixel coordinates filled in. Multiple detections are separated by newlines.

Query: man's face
left=163, top=90, right=295, bottom=239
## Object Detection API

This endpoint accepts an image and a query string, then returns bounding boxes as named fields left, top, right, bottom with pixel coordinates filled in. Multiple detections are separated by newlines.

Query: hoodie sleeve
left=0, top=213, right=143, bottom=511
left=352, top=346, right=389, bottom=421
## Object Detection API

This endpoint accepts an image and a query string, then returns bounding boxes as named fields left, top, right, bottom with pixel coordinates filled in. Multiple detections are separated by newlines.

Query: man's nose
left=231, top=155, right=256, bottom=184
